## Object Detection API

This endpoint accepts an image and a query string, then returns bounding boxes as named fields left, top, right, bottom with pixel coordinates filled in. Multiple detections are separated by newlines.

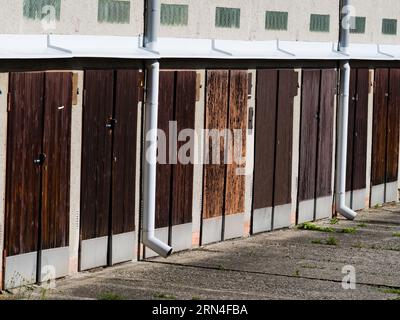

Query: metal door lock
left=106, top=118, right=118, bottom=129
left=34, top=153, right=47, bottom=165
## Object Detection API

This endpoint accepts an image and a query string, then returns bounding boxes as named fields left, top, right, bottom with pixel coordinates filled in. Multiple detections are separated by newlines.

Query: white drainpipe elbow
left=142, top=60, right=173, bottom=258
left=141, top=0, right=173, bottom=258
left=336, top=61, right=357, bottom=221
left=336, top=0, right=357, bottom=221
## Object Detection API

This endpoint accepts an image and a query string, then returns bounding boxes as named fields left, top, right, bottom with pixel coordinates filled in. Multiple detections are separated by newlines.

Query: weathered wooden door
left=297, top=69, right=336, bottom=223
left=202, top=70, right=248, bottom=244
left=252, top=69, right=297, bottom=234
left=4, top=72, right=72, bottom=289
left=346, top=69, right=369, bottom=210
left=150, top=70, right=196, bottom=256
left=80, top=70, right=140, bottom=270
left=371, top=69, right=400, bottom=205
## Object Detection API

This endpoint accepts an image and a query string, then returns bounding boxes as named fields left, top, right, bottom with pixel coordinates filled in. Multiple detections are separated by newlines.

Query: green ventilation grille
left=160, top=4, right=188, bottom=26
left=310, top=14, right=330, bottom=32
left=23, top=0, right=61, bottom=20
left=215, top=7, right=240, bottom=29
left=350, top=16, right=366, bottom=34
left=265, top=11, right=288, bottom=30
left=382, top=18, right=397, bottom=35
left=98, top=0, right=130, bottom=24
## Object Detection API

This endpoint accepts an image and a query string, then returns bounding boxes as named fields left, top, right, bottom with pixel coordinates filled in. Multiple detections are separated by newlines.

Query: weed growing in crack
left=298, top=222, right=334, bottom=233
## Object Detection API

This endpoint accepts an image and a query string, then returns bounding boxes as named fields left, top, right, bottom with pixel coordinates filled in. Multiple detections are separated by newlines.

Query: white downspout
left=142, top=0, right=173, bottom=257
left=336, top=0, right=357, bottom=220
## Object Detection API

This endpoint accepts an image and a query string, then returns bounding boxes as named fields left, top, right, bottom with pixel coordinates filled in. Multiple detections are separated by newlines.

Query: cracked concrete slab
left=3, top=204, right=400, bottom=300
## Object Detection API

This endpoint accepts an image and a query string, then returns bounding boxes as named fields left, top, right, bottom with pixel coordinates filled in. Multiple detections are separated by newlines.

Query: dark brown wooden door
left=386, top=69, right=400, bottom=183
left=298, top=70, right=320, bottom=203
left=5, top=72, right=44, bottom=258
left=372, top=68, right=400, bottom=186
left=155, top=71, right=196, bottom=231
left=155, top=71, right=175, bottom=229
left=172, top=71, right=196, bottom=226
left=81, top=70, right=114, bottom=241
left=346, top=69, right=369, bottom=192
left=298, top=69, right=336, bottom=220
left=253, top=69, right=297, bottom=213
left=316, top=69, right=336, bottom=199
left=80, top=69, right=140, bottom=265
left=5, top=72, right=72, bottom=286
left=41, top=72, right=73, bottom=251
left=111, top=70, right=139, bottom=236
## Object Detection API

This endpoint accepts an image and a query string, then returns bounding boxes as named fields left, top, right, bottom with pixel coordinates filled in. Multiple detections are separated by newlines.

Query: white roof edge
left=0, top=34, right=399, bottom=61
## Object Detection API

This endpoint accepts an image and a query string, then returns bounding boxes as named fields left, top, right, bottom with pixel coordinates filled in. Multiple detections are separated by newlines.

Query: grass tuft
left=340, top=228, right=357, bottom=234
left=298, top=222, right=334, bottom=233
left=330, top=218, right=339, bottom=225
left=153, top=293, right=177, bottom=300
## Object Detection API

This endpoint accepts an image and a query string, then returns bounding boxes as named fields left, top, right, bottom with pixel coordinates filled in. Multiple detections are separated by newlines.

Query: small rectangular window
left=310, top=14, right=330, bottom=32
left=215, top=7, right=240, bottom=29
left=350, top=16, right=366, bottom=34
left=265, top=11, right=288, bottom=30
left=382, top=18, right=397, bottom=35
left=23, top=0, right=61, bottom=21
left=160, top=4, right=189, bottom=26
left=98, top=0, right=130, bottom=24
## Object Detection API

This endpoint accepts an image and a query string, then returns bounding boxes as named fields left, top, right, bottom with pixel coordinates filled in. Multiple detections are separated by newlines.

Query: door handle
left=34, top=153, right=47, bottom=165
left=106, top=118, right=117, bottom=129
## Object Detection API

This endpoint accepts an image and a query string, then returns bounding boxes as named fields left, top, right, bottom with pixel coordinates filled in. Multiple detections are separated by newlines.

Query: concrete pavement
left=2, top=204, right=400, bottom=300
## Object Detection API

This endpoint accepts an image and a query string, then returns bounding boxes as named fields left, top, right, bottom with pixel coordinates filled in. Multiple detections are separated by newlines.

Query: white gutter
left=142, top=0, right=173, bottom=257
left=336, top=0, right=357, bottom=220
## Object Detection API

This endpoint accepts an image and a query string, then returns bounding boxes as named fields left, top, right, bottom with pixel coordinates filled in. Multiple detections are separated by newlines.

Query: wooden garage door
left=346, top=69, right=369, bottom=193
left=372, top=68, right=400, bottom=186
left=253, top=69, right=297, bottom=211
left=202, top=70, right=248, bottom=219
left=81, top=70, right=114, bottom=241
left=155, top=71, right=196, bottom=230
left=4, top=72, right=72, bottom=286
left=298, top=69, right=336, bottom=218
left=41, top=72, right=73, bottom=251
left=80, top=69, right=141, bottom=266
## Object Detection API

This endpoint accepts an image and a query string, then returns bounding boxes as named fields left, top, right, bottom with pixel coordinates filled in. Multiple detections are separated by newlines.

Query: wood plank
left=41, top=72, right=72, bottom=250
left=274, top=70, right=295, bottom=206
left=5, top=72, right=44, bottom=256
left=346, top=69, right=357, bottom=192
left=352, top=69, right=369, bottom=191
left=371, top=69, right=389, bottom=186
left=386, top=69, right=400, bottom=183
left=253, top=69, right=277, bottom=210
left=172, top=71, right=196, bottom=225
left=203, top=70, right=229, bottom=219
left=316, top=69, right=336, bottom=198
left=298, top=70, right=320, bottom=202
left=81, top=70, right=114, bottom=240
left=111, top=70, right=139, bottom=235
left=225, top=70, right=248, bottom=215
left=155, top=71, right=175, bottom=229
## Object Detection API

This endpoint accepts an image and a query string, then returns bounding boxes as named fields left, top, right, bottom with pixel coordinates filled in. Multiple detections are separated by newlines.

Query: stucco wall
left=0, top=1, right=398, bottom=44
left=0, top=0, right=144, bottom=36
left=159, top=0, right=340, bottom=41
left=350, top=0, right=400, bottom=44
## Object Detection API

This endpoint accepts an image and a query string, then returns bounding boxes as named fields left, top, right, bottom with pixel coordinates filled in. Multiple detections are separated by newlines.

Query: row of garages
left=0, top=61, right=398, bottom=289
